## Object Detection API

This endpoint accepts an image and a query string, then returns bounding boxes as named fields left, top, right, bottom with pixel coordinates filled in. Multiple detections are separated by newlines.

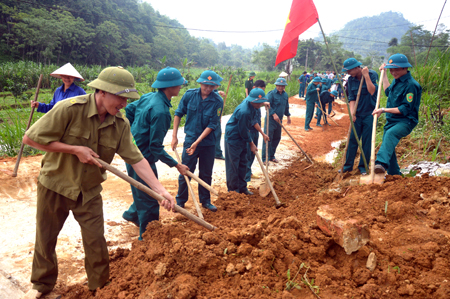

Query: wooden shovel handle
left=338, top=76, right=365, bottom=175
left=316, top=90, right=339, bottom=126
left=265, top=106, right=269, bottom=172
left=185, top=170, right=219, bottom=196
left=12, top=74, right=43, bottom=177
left=369, top=69, right=385, bottom=182
left=95, top=158, right=216, bottom=231
left=279, top=122, right=313, bottom=164
left=254, top=151, right=281, bottom=206
left=174, top=151, right=203, bottom=219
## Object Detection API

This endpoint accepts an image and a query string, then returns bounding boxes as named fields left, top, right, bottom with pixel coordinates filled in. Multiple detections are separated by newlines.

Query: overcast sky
left=145, top=0, right=449, bottom=49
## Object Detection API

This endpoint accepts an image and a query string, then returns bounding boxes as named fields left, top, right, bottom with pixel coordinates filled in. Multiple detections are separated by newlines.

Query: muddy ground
left=1, top=97, right=450, bottom=299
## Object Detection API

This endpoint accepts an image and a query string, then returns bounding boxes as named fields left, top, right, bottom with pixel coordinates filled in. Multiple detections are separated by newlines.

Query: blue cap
left=196, top=70, right=221, bottom=86
left=151, top=67, right=187, bottom=88
left=385, top=54, right=412, bottom=68
left=246, top=88, right=268, bottom=104
left=330, top=90, right=338, bottom=97
left=342, top=58, right=362, bottom=72
left=274, top=77, right=288, bottom=86
left=312, top=77, right=321, bottom=83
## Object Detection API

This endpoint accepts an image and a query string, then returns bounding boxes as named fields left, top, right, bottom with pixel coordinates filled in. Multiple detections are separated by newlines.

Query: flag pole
left=316, top=18, right=369, bottom=173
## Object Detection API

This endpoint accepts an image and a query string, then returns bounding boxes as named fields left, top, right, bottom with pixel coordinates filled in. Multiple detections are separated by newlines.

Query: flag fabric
left=275, top=0, right=319, bottom=66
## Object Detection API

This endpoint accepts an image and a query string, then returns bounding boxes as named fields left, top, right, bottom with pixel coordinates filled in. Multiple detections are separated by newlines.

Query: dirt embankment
left=60, top=157, right=450, bottom=299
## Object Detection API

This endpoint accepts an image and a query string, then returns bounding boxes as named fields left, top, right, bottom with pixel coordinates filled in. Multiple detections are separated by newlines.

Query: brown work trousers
left=31, top=182, right=109, bottom=294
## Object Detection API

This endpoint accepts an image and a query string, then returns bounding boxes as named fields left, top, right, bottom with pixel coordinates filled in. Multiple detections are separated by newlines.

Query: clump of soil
left=60, top=158, right=450, bottom=299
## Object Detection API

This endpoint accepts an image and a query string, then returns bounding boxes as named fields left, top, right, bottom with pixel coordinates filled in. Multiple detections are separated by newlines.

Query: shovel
left=334, top=77, right=365, bottom=183
left=12, top=74, right=43, bottom=177
left=254, top=150, right=282, bottom=207
left=95, top=158, right=217, bottom=230
left=259, top=106, right=271, bottom=197
left=279, top=122, right=314, bottom=168
left=316, top=90, right=339, bottom=126
left=174, top=150, right=203, bottom=219
left=360, top=70, right=385, bottom=185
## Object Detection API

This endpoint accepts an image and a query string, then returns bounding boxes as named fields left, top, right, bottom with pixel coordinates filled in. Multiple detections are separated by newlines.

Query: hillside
left=330, top=11, right=413, bottom=58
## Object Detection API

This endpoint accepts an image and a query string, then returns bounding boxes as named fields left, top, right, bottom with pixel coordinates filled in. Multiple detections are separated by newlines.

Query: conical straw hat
left=279, top=71, right=288, bottom=77
left=50, top=63, right=84, bottom=82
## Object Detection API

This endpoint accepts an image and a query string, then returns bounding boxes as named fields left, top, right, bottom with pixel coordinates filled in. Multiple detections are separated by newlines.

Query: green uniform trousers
left=344, top=114, right=373, bottom=173
left=376, top=120, right=415, bottom=175
left=31, top=182, right=109, bottom=294
left=304, top=100, right=315, bottom=130
left=299, top=83, right=306, bottom=97
left=215, top=124, right=224, bottom=158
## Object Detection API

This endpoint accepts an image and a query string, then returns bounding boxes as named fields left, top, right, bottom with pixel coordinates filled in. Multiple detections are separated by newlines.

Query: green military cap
left=342, top=58, right=362, bottom=72
left=88, top=66, right=140, bottom=99
left=196, top=70, right=221, bottom=86
left=321, top=78, right=328, bottom=83
left=152, top=67, right=187, bottom=88
left=246, top=88, right=268, bottom=104
left=312, top=77, right=322, bottom=83
left=331, top=90, right=338, bottom=97
left=385, top=53, right=412, bottom=68
left=248, top=71, right=256, bottom=77
left=274, top=77, right=288, bottom=86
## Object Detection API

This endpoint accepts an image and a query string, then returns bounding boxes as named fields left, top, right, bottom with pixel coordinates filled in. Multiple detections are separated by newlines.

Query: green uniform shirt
left=347, top=70, right=378, bottom=117
left=268, top=88, right=290, bottom=121
left=26, top=93, right=143, bottom=204
left=385, top=71, right=422, bottom=125
left=298, top=75, right=306, bottom=84
left=305, top=83, right=320, bottom=103
left=126, top=91, right=178, bottom=167
left=245, top=78, right=254, bottom=95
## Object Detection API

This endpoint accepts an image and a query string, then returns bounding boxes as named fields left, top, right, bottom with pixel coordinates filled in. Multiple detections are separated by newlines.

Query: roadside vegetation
left=1, top=54, right=449, bottom=168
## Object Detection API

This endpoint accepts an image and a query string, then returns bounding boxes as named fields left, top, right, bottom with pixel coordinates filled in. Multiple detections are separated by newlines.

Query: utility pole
left=410, top=31, right=417, bottom=67
left=305, top=48, right=309, bottom=71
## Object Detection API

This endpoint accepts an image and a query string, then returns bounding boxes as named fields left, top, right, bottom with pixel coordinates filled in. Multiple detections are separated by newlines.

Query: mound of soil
left=60, top=158, right=450, bottom=299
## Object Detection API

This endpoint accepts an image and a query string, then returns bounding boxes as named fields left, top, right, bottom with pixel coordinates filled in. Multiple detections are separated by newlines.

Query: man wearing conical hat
left=31, top=63, right=86, bottom=113
left=22, top=66, right=175, bottom=298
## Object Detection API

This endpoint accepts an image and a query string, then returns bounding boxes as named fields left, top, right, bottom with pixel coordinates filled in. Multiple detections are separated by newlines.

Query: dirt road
left=0, top=96, right=353, bottom=298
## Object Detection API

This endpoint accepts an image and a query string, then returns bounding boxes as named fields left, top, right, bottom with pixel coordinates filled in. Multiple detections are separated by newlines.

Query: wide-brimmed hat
left=246, top=88, right=268, bottom=104
left=196, top=70, right=221, bottom=86
left=248, top=71, right=256, bottom=77
left=312, top=77, right=322, bottom=83
left=321, top=78, right=328, bottom=83
left=274, top=77, right=288, bottom=86
left=279, top=71, right=288, bottom=77
left=330, top=90, right=338, bottom=97
left=50, top=63, right=84, bottom=82
left=385, top=54, right=413, bottom=68
left=88, top=66, right=139, bottom=99
left=342, top=58, right=362, bottom=72
left=151, top=67, right=187, bottom=88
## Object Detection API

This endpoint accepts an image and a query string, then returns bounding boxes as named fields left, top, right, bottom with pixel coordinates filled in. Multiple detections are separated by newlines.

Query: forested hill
left=329, top=11, right=413, bottom=58
left=0, top=0, right=252, bottom=68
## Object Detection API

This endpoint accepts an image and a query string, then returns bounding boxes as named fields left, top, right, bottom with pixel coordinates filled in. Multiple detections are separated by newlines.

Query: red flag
left=275, top=0, right=318, bottom=66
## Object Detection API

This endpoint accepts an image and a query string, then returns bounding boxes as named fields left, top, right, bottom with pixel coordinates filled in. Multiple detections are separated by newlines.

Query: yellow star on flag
left=285, top=11, right=291, bottom=28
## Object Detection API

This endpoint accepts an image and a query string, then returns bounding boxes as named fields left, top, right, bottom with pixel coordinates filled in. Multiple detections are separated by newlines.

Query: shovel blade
left=359, top=173, right=385, bottom=185
left=259, top=182, right=271, bottom=197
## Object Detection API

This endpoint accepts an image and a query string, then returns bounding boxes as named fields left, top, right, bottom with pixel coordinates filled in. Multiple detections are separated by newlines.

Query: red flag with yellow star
left=275, top=0, right=318, bottom=66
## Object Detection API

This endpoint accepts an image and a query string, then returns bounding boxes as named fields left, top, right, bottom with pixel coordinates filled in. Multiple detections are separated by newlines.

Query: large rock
left=316, top=205, right=370, bottom=254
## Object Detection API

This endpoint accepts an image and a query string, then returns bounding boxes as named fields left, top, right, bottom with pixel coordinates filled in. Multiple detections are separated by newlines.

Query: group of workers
left=22, top=52, right=421, bottom=298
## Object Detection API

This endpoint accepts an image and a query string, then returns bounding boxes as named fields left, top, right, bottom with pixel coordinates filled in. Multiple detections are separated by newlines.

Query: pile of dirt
left=59, top=158, right=450, bottom=299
